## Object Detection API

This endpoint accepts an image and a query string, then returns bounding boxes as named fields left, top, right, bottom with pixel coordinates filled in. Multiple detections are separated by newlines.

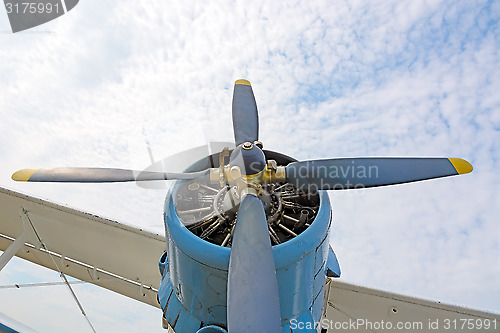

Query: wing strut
left=3, top=209, right=98, bottom=333
left=0, top=210, right=30, bottom=271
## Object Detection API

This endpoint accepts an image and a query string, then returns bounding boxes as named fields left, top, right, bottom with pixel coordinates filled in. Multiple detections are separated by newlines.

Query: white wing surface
left=323, top=279, right=500, bottom=332
left=0, top=186, right=165, bottom=308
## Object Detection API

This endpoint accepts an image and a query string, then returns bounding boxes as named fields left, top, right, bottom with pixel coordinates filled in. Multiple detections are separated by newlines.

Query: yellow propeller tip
left=448, top=158, right=473, bottom=175
left=235, top=79, right=251, bottom=86
left=12, top=168, right=38, bottom=181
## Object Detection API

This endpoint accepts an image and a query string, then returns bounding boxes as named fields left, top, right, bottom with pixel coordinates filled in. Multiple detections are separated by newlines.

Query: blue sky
left=0, top=0, right=499, bottom=332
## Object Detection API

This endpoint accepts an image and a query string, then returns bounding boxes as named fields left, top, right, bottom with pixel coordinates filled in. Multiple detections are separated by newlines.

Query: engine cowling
left=158, top=150, right=333, bottom=332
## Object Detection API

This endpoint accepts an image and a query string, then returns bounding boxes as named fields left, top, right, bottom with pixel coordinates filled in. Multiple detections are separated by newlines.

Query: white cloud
left=0, top=0, right=499, bottom=331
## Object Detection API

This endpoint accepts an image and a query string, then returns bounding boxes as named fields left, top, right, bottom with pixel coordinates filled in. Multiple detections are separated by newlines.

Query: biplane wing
left=0, top=186, right=164, bottom=308
left=323, top=279, right=500, bottom=332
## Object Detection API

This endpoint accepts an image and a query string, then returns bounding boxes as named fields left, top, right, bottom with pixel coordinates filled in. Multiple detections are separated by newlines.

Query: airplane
left=1, top=79, right=499, bottom=332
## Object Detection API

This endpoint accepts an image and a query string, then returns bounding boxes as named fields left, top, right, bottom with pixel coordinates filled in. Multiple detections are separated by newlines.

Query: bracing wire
left=23, top=209, right=97, bottom=333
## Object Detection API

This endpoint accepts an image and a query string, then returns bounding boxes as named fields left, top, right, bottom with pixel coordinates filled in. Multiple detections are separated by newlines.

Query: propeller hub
left=229, top=144, right=266, bottom=176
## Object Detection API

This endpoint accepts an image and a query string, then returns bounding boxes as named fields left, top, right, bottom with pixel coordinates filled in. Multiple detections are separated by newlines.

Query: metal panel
left=0, top=186, right=165, bottom=307
left=323, top=279, right=500, bottom=332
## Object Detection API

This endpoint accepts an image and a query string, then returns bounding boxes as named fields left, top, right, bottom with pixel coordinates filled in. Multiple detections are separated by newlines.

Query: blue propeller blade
left=227, top=194, right=281, bottom=333
left=232, top=80, right=259, bottom=146
left=285, top=157, right=472, bottom=191
left=12, top=167, right=208, bottom=183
